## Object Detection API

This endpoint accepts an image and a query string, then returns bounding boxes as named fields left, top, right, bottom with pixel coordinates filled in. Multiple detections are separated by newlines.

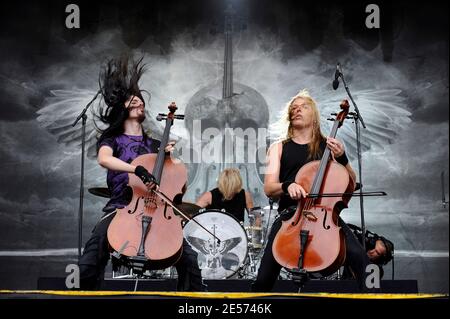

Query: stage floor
left=1, top=256, right=446, bottom=293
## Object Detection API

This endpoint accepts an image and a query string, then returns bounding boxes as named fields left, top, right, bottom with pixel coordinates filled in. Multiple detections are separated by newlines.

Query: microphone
left=332, top=63, right=341, bottom=90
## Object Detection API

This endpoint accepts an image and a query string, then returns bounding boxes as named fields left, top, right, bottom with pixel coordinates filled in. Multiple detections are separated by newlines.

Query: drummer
left=196, top=168, right=254, bottom=223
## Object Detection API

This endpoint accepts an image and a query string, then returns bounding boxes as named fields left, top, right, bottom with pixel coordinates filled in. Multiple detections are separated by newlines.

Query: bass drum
left=183, top=209, right=248, bottom=279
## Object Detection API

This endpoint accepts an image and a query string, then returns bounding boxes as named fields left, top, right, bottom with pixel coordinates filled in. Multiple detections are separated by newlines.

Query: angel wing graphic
left=36, top=89, right=105, bottom=159
left=219, top=237, right=242, bottom=254
left=186, top=236, right=211, bottom=256
left=316, top=88, right=411, bottom=160
left=36, top=89, right=168, bottom=159
left=35, top=88, right=177, bottom=185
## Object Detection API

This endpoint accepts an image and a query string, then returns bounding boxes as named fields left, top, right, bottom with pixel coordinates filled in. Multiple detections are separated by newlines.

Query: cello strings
left=295, top=153, right=329, bottom=226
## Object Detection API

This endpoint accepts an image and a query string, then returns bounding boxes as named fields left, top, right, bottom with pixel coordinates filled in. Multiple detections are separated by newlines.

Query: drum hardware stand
left=234, top=242, right=259, bottom=279
left=246, top=250, right=258, bottom=278
left=169, top=266, right=177, bottom=279
left=336, top=267, right=342, bottom=280
left=264, top=198, right=275, bottom=244
left=249, top=253, right=257, bottom=274
left=72, top=89, right=102, bottom=260
left=236, top=263, right=247, bottom=279
left=236, top=249, right=250, bottom=279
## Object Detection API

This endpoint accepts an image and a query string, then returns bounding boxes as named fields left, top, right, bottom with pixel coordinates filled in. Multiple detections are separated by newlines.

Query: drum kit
left=182, top=205, right=277, bottom=280
left=88, top=187, right=278, bottom=280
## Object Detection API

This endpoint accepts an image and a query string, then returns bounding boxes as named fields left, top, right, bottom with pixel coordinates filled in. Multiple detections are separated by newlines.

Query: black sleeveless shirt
left=278, top=139, right=327, bottom=212
left=206, top=188, right=246, bottom=222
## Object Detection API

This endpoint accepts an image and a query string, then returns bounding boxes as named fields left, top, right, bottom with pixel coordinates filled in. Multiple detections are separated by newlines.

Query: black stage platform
left=37, top=277, right=418, bottom=293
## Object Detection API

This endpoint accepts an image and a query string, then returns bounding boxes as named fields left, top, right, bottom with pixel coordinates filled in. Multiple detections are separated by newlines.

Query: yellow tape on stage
left=0, top=290, right=447, bottom=299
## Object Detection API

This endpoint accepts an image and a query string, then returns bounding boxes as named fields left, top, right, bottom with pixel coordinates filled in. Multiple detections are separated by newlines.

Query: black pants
left=78, top=211, right=207, bottom=291
left=251, top=208, right=371, bottom=292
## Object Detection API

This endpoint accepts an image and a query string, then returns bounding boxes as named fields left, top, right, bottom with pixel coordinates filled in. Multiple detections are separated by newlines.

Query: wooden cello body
left=272, top=100, right=354, bottom=276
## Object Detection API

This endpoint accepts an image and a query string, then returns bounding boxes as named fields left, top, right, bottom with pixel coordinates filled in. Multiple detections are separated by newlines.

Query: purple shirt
left=99, top=134, right=161, bottom=211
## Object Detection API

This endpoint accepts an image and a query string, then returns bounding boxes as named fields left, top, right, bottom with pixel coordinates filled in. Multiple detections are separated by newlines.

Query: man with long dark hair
left=78, top=55, right=206, bottom=291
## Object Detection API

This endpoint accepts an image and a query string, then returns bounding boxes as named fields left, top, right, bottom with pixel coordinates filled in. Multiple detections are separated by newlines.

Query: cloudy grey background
left=0, top=0, right=448, bottom=292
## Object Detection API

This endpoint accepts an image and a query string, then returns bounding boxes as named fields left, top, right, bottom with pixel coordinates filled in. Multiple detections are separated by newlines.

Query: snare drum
left=183, top=209, right=248, bottom=279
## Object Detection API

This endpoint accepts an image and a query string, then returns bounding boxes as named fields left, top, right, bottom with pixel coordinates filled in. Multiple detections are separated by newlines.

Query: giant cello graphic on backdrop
left=183, top=5, right=270, bottom=207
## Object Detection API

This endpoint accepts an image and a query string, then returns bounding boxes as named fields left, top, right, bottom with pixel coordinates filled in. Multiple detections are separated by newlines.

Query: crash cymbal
left=175, top=202, right=201, bottom=218
left=88, top=187, right=110, bottom=198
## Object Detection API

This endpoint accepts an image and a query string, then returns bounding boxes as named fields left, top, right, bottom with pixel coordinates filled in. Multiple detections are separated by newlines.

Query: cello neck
left=152, top=116, right=174, bottom=184
left=310, top=120, right=339, bottom=195
left=310, top=100, right=349, bottom=195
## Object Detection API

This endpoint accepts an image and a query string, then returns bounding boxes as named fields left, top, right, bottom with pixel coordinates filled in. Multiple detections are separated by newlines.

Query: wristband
left=282, top=181, right=294, bottom=194
left=335, top=151, right=349, bottom=166
left=135, top=165, right=157, bottom=184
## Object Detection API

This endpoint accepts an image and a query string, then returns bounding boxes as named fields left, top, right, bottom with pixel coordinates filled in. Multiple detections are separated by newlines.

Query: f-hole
left=128, top=197, right=143, bottom=214
left=322, top=208, right=331, bottom=230
left=163, top=202, right=171, bottom=220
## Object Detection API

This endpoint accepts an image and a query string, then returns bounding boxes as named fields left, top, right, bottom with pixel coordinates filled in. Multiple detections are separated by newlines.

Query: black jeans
left=251, top=208, right=371, bottom=292
left=78, top=211, right=207, bottom=291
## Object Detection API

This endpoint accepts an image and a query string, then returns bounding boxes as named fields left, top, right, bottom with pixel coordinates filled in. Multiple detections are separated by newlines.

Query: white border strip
left=0, top=249, right=79, bottom=257
left=394, top=250, right=449, bottom=258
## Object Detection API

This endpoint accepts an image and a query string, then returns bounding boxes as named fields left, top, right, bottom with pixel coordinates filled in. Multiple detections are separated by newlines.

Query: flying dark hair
left=95, top=55, right=148, bottom=151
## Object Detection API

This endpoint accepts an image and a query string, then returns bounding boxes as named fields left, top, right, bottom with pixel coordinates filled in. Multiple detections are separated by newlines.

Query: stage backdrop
left=0, top=0, right=448, bottom=292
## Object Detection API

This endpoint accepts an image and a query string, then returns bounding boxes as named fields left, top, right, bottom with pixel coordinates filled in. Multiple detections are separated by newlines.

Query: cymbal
left=175, top=202, right=201, bottom=218
left=88, top=187, right=110, bottom=198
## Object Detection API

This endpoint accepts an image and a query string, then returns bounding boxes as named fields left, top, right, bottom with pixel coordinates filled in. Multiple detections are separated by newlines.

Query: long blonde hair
left=217, top=168, right=243, bottom=200
left=269, top=89, right=325, bottom=160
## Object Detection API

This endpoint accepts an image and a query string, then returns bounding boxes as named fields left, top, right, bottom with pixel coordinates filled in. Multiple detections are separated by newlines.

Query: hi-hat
left=88, top=187, right=110, bottom=198
left=175, top=202, right=201, bottom=218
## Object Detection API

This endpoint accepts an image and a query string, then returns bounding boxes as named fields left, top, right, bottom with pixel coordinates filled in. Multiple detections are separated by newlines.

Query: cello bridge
left=144, top=194, right=157, bottom=209
left=303, top=211, right=318, bottom=221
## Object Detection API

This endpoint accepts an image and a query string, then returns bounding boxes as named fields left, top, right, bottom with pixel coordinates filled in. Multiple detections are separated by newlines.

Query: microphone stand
left=338, top=71, right=368, bottom=250
left=72, top=89, right=102, bottom=260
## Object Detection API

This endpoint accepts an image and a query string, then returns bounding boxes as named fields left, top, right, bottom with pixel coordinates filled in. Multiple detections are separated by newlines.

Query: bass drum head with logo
left=183, top=209, right=248, bottom=279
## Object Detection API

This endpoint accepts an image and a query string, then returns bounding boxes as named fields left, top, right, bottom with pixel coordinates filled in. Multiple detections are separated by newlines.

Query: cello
left=107, top=102, right=186, bottom=272
left=272, top=99, right=355, bottom=276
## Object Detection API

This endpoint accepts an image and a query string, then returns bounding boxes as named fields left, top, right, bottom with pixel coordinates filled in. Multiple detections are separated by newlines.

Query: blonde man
left=251, top=90, right=371, bottom=292
left=196, top=168, right=254, bottom=222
